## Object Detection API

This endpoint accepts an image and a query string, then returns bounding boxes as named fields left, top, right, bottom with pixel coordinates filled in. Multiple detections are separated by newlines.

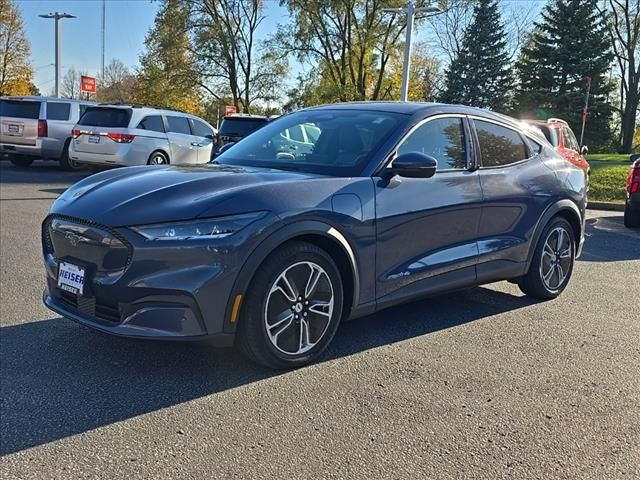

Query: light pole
left=383, top=3, right=442, bottom=102
left=39, top=12, right=76, bottom=98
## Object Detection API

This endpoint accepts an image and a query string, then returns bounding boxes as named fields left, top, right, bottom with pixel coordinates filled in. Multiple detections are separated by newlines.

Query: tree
left=136, top=0, right=201, bottom=113
left=277, top=0, right=409, bottom=102
left=515, top=0, right=615, bottom=150
left=187, top=0, right=287, bottom=113
left=0, top=0, right=33, bottom=95
left=441, top=0, right=512, bottom=111
left=97, top=59, right=136, bottom=103
left=598, top=0, right=640, bottom=153
left=61, top=67, right=84, bottom=99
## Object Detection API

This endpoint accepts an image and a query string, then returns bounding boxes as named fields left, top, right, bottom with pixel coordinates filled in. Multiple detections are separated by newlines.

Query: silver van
left=69, top=105, right=217, bottom=166
left=0, top=96, right=96, bottom=170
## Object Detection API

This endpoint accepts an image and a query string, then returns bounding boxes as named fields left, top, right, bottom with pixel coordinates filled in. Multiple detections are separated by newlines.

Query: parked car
left=216, top=114, right=269, bottom=149
left=0, top=96, right=96, bottom=170
left=42, top=102, right=587, bottom=369
left=624, top=157, right=640, bottom=228
left=522, top=118, right=590, bottom=175
left=69, top=105, right=217, bottom=167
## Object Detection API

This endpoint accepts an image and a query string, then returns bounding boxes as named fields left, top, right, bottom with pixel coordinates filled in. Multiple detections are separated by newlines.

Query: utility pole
left=382, top=3, right=442, bottom=102
left=101, top=0, right=106, bottom=79
left=39, top=12, right=76, bottom=98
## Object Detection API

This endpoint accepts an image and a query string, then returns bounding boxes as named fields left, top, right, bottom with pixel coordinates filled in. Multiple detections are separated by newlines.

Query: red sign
left=224, top=105, right=237, bottom=115
left=80, top=75, right=96, bottom=94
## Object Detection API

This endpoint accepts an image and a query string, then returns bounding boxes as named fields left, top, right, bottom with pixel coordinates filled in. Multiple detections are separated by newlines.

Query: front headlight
left=130, top=212, right=265, bottom=240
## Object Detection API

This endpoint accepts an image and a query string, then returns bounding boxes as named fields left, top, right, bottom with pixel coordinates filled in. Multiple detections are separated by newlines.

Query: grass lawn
left=586, top=153, right=633, bottom=203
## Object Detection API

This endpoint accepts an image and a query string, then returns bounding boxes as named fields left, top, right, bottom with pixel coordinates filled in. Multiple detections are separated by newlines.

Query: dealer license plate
left=57, top=262, right=85, bottom=295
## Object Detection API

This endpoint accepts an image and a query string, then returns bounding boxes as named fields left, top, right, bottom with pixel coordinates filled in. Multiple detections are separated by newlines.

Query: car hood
left=51, top=164, right=323, bottom=226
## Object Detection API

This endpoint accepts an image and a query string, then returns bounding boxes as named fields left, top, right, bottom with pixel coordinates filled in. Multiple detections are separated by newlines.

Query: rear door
left=189, top=118, right=215, bottom=163
left=44, top=101, right=73, bottom=150
left=166, top=115, right=198, bottom=164
left=0, top=99, right=42, bottom=146
left=473, top=117, right=555, bottom=278
left=73, top=107, right=133, bottom=155
left=374, top=115, right=483, bottom=302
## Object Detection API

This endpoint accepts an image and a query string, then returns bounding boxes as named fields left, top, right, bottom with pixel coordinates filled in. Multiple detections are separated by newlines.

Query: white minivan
left=69, top=105, right=217, bottom=166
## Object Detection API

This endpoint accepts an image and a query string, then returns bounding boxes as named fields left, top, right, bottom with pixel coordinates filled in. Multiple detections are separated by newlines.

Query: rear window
left=0, top=100, right=41, bottom=119
left=219, top=117, right=267, bottom=137
left=78, top=107, right=132, bottom=128
left=46, top=102, right=71, bottom=121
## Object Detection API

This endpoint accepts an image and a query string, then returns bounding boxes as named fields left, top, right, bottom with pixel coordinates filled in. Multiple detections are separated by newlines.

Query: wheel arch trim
left=223, top=220, right=360, bottom=333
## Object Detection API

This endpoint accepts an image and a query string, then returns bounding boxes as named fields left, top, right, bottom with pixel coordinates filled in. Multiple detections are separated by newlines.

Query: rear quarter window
left=46, top=102, right=71, bottom=121
left=78, top=108, right=132, bottom=128
left=0, top=100, right=41, bottom=119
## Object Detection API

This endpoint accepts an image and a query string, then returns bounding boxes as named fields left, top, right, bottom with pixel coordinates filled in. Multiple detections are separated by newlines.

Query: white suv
left=69, top=105, right=217, bottom=167
left=1, top=96, right=97, bottom=170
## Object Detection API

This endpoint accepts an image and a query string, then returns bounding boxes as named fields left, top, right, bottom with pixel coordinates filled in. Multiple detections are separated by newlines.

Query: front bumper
left=41, top=214, right=250, bottom=344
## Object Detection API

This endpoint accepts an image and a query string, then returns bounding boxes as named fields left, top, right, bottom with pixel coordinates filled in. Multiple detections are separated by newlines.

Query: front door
left=374, top=115, right=483, bottom=304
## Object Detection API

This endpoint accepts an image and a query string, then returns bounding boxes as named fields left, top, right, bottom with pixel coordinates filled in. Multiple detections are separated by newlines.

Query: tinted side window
left=190, top=119, right=213, bottom=137
left=475, top=120, right=528, bottom=167
left=138, top=115, right=165, bottom=133
left=397, top=117, right=467, bottom=170
left=563, top=127, right=579, bottom=150
left=46, top=102, right=71, bottom=121
left=167, top=116, right=191, bottom=135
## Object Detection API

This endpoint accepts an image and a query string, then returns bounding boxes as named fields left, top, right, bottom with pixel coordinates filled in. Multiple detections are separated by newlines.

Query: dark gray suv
left=42, top=102, right=587, bottom=368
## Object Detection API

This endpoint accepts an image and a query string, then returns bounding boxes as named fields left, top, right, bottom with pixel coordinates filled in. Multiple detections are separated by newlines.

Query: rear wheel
left=9, top=157, right=34, bottom=168
left=624, top=204, right=640, bottom=228
left=518, top=217, right=575, bottom=300
left=58, top=139, right=85, bottom=171
left=237, top=241, right=344, bottom=369
left=147, top=151, right=169, bottom=165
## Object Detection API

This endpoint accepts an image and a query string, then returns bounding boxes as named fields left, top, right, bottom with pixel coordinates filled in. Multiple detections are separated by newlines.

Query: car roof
left=1, top=95, right=96, bottom=104
left=305, top=101, right=524, bottom=129
left=223, top=114, right=268, bottom=120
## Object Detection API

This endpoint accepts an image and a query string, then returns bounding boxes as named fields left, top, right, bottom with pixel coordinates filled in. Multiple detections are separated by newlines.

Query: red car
left=523, top=118, right=590, bottom=175
left=624, top=157, right=640, bottom=228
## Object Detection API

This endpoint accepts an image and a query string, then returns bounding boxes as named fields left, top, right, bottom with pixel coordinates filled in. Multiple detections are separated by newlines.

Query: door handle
left=191, top=142, right=202, bottom=147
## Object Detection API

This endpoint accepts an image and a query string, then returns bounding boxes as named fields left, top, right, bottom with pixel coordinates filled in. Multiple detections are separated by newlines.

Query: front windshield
left=215, top=109, right=406, bottom=176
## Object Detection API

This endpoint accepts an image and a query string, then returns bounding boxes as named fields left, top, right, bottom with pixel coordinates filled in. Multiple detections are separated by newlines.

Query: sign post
left=579, top=76, right=591, bottom=147
left=80, top=75, right=97, bottom=100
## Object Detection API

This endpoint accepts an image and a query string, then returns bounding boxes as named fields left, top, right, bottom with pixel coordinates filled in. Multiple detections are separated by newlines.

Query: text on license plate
left=88, top=135, right=100, bottom=144
left=57, top=262, right=85, bottom=295
left=8, top=124, right=20, bottom=135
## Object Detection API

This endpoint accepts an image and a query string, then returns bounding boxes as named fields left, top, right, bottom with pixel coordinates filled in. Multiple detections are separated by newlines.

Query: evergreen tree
left=441, top=0, right=511, bottom=111
left=135, top=0, right=201, bottom=113
left=515, top=0, right=614, bottom=150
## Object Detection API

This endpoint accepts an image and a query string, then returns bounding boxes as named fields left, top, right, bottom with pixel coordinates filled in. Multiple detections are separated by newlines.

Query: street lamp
left=39, top=12, right=76, bottom=98
left=383, top=3, right=442, bottom=102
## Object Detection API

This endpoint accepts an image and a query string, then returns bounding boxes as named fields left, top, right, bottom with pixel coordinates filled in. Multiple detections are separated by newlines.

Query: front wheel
left=237, top=241, right=344, bottom=369
left=518, top=217, right=576, bottom=300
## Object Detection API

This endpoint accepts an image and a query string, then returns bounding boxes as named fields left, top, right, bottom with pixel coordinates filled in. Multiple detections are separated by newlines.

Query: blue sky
left=18, top=0, right=543, bottom=95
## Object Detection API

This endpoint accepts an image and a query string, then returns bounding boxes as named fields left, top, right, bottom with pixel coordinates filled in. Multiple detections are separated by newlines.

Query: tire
left=518, top=217, right=576, bottom=300
left=9, top=157, right=34, bottom=168
left=623, top=204, right=640, bottom=228
left=59, top=140, right=85, bottom=171
left=236, top=241, right=344, bottom=369
left=147, top=151, right=169, bottom=165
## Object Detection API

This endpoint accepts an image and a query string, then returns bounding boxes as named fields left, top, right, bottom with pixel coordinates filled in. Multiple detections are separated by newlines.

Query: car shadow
left=0, top=160, right=91, bottom=185
left=579, top=214, right=640, bottom=262
left=0, top=286, right=535, bottom=456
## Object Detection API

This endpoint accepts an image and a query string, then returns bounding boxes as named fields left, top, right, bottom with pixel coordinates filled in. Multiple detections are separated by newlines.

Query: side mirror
left=390, top=152, right=438, bottom=178
left=580, top=145, right=589, bottom=155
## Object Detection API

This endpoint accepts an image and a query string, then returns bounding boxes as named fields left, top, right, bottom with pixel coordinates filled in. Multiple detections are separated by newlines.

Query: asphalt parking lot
left=1, top=160, right=639, bottom=479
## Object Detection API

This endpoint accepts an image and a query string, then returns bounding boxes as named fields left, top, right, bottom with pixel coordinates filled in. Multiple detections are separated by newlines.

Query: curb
left=587, top=201, right=625, bottom=212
